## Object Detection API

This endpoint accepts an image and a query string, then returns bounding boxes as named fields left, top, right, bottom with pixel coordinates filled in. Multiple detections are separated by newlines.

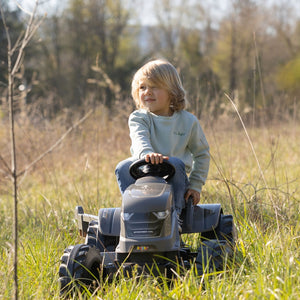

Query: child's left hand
left=185, top=189, right=200, bottom=205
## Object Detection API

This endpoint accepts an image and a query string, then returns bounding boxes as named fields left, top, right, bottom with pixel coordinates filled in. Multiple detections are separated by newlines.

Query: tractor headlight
left=153, top=210, right=169, bottom=219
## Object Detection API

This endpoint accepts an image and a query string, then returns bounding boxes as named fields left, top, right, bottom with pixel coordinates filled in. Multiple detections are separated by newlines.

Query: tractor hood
left=122, top=176, right=173, bottom=213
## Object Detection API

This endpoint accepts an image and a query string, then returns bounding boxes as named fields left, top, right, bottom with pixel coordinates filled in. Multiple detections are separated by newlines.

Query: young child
left=115, top=59, right=210, bottom=226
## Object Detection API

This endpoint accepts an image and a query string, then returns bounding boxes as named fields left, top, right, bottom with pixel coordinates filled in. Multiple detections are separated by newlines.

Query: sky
left=10, top=0, right=300, bottom=25
left=8, top=0, right=235, bottom=29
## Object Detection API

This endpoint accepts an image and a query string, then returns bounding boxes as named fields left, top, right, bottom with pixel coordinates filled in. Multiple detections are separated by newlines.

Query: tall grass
left=0, top=105, right=299, bottom=299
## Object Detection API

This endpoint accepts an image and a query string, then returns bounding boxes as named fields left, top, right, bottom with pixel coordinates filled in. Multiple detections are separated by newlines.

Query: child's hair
left=131, top=59, right=186, bottom=112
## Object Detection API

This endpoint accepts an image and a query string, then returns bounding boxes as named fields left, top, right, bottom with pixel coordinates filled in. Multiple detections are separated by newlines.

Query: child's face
left=138, top=80, right=171, bottom=116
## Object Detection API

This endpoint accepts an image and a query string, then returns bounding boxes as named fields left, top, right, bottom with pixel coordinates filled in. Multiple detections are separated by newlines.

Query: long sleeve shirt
left=129, top=109, right=210, bottom=193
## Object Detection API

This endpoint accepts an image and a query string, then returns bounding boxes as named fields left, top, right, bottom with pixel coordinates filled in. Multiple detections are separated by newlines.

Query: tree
left=148, top=0, right=221, bottom=118
left=1, top=3, right=44, bottom=298
left=273, top=6, right=300, bottom=105
left=29, top=0, right=135, bottom=114
left=64, top=0, right=131, bottom=108
left=0, top=1, right=24, bottom=109
left=212, top=0, right=262, bottom=106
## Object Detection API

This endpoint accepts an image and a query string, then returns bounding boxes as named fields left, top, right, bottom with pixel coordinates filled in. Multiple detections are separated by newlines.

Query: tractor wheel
left=201, top=214, right=236, bottom=245
left=196, top=239, right=232, bottom=274
left=58, top=244, right=102, bottom=297
left=86, top=220, right=119, bottom=252
left=85, top=221, right=99, bottom=248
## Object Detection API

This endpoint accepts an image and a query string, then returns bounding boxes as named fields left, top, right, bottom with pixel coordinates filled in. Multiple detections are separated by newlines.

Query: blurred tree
left=30, top=0, right=137, bottom=116
left=273, top=6, right=300, bottom=105
left=65, top=0, right=131, bottom=108
left=211, top=0, right=300, bottom=121
left=148, top=0, right=221, bottom=118
left=277, top=54, right=300, bottom=95
left=2, top=0, right=300, bottom=121
left=0, top=1, right=24, bottom=107
left=212, top=0, right=263, bottom=108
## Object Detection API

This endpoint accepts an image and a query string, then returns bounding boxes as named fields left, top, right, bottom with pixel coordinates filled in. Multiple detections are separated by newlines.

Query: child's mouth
left=145, top=98, right=155, bottom=103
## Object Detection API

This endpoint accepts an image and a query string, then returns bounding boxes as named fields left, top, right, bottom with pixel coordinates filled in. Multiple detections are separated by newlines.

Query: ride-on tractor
left=58, top=159, right=236, bottom=296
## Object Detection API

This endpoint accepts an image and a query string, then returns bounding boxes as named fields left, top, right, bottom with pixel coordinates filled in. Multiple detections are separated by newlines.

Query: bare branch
left=14, top=1, right=35, bottom=16
left=0, top=154, right=12, bottom=177
left=11, top=2, right=46, bottom=76
left=1, top=2, right=43, bottom=299
left=18, top=109, right=93, bottom=178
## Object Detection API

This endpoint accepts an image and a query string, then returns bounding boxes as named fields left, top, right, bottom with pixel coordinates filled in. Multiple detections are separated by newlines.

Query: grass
left=0, top=106, right=299, bottom=299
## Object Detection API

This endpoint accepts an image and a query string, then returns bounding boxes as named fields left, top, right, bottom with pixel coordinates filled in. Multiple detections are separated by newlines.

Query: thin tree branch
left=17, top=109, right=93, bottom=178
left=1, top=2, right=43, bottom=299
left=11, top=2, right=45, bottom=76
left=0, top=154, right=12, bottom=177
left=1, top=3, right=18, bottom=297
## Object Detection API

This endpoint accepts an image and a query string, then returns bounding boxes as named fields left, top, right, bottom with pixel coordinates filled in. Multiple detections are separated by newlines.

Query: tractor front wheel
left=58, top=244, right=102, bottom=297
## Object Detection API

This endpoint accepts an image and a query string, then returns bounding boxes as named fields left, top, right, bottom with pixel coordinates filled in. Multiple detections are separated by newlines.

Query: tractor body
left=58, top=160, right=236, bottom=296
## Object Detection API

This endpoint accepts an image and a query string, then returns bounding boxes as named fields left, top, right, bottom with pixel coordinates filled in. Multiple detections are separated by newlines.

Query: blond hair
left=131, top=59, right=186, bottom=112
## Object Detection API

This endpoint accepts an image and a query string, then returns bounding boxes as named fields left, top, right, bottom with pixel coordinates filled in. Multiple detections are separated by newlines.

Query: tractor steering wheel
left=129, top=158, right=175, bottom=181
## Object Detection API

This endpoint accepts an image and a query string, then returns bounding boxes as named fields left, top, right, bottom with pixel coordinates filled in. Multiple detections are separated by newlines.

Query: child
left=115, top=59, right=210, bottom=227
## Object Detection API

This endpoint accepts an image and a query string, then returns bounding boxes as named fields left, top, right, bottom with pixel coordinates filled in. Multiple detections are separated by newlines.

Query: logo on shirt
left=173, top=131, right=185, bottom=136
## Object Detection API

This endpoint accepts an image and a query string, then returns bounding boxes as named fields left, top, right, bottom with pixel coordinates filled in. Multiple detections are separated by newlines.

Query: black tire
left=85, top=221, right=99, bottom=248
left=201, top=214, right=236, bottom=245
left=196, top=239, right=232, bottom=274
left=58, top=244, right=102, bottom=297
left=85, top=220, right=119, bottom=252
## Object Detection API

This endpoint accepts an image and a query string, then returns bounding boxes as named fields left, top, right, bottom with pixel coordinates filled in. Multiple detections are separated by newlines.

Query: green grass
left=0, top=109, right=299, bottom=299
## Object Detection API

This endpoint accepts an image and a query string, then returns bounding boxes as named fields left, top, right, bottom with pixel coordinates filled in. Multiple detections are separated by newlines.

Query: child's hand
left=145, top=153, right=169, bottom=164
left=185, top=189, right=200, bottom=205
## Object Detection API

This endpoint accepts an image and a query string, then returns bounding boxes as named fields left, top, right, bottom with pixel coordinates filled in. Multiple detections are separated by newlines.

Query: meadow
left=0, top=105, right=299, bottom=299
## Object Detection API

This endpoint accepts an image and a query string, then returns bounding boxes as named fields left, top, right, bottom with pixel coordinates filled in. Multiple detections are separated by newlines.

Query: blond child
left=115, top=59, right=210, bottom=226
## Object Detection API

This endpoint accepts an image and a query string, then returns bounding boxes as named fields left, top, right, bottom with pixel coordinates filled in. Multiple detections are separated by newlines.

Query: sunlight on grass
left=0, top=107, right=299, bottom=299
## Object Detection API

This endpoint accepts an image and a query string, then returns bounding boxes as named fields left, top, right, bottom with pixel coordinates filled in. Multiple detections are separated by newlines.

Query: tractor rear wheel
left=201, top=214, right=236, bottom=244
left=196, top=239, right=232, bottom=274
left=86, top=220, right=119, bottom=252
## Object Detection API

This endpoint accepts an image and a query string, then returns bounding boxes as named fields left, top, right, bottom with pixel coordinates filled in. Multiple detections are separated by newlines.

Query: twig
left=1, top=4, right=19, bottom=300
left=224, top=93, right=279, bottom=230
left=11, top=2, right=45, bottom=76
left=15, top=1, right=35, bottom=16
left=210, top=153, right=237, bottom=218
left=0, top=153, right=12, bottom=176
left=17, top=109, right=93, bottom=178
left=1, top=3, right=44, bottom=298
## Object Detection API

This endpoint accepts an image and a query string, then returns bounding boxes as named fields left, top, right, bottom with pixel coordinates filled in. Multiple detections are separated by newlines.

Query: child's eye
left=139, top=85, right=146, bottom=90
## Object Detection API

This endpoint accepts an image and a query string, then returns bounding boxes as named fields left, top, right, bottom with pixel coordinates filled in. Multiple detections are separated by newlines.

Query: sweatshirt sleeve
left=187, top=118, right=210, bottom=193
left=129, top=110, right=154, bottom=158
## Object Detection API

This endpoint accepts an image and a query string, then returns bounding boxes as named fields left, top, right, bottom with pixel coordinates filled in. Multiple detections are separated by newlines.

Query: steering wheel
left=129, top=158, right=175, bottom=181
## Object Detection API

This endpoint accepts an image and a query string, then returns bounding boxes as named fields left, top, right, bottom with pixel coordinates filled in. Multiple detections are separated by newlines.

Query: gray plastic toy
left=58, top=159, right=236, bottom=296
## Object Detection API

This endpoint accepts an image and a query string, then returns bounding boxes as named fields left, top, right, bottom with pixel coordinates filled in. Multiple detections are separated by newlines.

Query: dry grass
left=0, top=105, right=299, bottom=299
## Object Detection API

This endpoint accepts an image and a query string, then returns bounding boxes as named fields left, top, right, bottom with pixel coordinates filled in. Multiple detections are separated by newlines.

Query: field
left=0, top=106, right=299, bottom=299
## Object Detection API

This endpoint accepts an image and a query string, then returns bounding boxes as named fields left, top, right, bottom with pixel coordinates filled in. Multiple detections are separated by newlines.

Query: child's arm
left=188, top=118, right=210, bottom=198
left=129, top=111, right=153, bottom=158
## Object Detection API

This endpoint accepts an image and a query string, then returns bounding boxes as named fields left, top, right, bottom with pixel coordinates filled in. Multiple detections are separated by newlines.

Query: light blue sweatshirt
left=129, top=109, right=210, bottom=193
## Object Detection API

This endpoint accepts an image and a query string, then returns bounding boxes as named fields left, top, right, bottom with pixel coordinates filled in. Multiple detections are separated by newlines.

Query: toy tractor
left=58, top=159, right=236, bottom=296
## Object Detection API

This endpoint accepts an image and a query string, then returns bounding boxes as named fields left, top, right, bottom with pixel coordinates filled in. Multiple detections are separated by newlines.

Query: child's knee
left=115, top=158, right=135, bottom=176
left=168, top=157, right=185, bottom=170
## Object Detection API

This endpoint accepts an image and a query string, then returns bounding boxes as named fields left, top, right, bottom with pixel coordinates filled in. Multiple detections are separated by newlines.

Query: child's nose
left=145, top=87, right=152, bottom=95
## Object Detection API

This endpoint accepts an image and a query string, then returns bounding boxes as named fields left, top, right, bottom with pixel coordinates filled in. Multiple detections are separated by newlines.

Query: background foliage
left=1, top=0, right=299, bottom=122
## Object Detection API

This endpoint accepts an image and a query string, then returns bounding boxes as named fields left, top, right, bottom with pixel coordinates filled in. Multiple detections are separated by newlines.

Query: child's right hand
left=145, top=153, right=169, bottom=164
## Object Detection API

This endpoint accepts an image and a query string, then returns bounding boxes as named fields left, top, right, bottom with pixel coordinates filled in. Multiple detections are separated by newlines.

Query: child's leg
left=115, top=157, right=136, bottom=194
left=167, top=157, right=189, bottom=214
